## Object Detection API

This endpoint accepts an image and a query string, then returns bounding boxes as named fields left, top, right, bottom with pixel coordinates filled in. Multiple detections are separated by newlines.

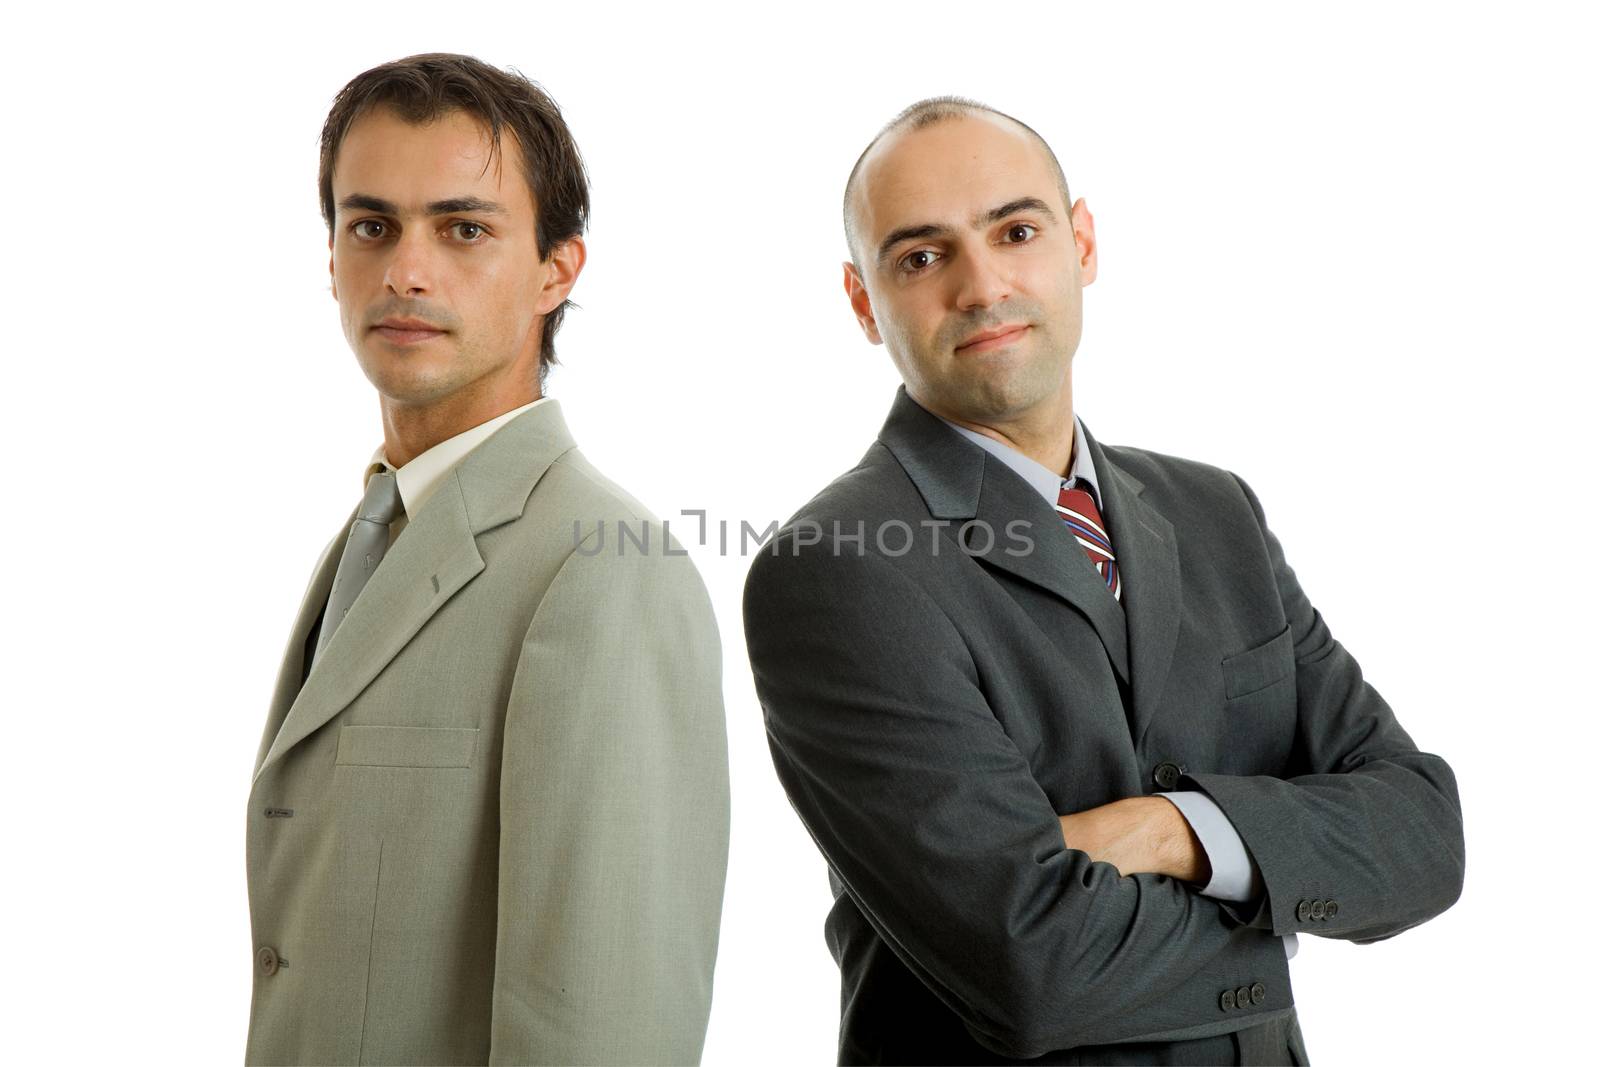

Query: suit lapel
left=877, top=385, right=1131, bottom=682
left=253, top=518, right=350, bottom=776
left=1082, top=424, right=1184, bottom=749
left=253, top=400, right=578, bottom=785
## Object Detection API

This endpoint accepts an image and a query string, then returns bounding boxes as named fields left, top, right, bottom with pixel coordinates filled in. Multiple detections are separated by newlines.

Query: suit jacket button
left=1220, top=989, right=1236, bottom=1011
left=1152, top=762, right=1181, bottom=790
left=1325, top=900, right=1339, bottom=918
left=1250, top=981, right=1266, bottom=1005
left=1310, top=899, right=1326, bottom=920
left=1236, top=985, right=1252, bottom=1009
left=1296, top=899, right=1312, bottom=922
left=256, top=946, right=279, bottom=977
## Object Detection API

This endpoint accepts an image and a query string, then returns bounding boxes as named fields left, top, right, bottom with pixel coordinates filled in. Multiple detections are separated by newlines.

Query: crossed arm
left=1058, top=476, right=1465, bottom=935
left=1169, top=475, right=1465, bottom=939
left=746, top=539, right=1293, bottom=1058
left=744, top=480, right=1464, bottom=1056
left=1058, top=795, right=1210, bottom=884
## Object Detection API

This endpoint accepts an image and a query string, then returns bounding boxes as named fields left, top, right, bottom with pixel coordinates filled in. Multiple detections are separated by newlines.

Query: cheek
left=1041, top=256, right=1079, bottom=307
left=874, top=302, right=915, bottom=351
left=331, top=260, right=367, bottom=323
left=1052, top=276, right=1083, bottom=332
left=474, top=253, right=545, bottom=318
left=881, top=291, right=939, bottom=348
left=333, top=276, right=359, bottom=335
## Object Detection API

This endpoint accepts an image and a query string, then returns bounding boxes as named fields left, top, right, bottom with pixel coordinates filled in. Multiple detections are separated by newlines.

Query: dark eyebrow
left=337, top=193, right=509, bottom=217
left=876, top=223, right=950, bottom=267
left=875, top=196, right=1059, bottom=267
left=979, top=196, right=1057, bottom=226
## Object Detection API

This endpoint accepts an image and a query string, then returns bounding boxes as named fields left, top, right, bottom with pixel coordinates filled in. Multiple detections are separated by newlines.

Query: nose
left=382, top=229, right=434, bottom=297
left=953, top=244, right=1010, bottom=312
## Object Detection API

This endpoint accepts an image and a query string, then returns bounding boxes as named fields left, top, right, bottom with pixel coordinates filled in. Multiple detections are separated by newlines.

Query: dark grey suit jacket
left=742, top=385, right=1464, bottom=1064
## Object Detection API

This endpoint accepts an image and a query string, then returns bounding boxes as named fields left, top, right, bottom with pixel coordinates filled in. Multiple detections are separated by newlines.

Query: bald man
left=742, top=97, right=1464, bottom=1065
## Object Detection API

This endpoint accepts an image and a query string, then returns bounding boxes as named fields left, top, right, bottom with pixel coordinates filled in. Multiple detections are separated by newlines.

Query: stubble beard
left=900, top=325, right=1068, bottom=425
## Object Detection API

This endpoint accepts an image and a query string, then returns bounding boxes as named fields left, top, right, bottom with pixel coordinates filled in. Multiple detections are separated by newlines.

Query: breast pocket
left=335, top=725, right=479, bottom=768
left=1221, top=624, right=1295, bottom=701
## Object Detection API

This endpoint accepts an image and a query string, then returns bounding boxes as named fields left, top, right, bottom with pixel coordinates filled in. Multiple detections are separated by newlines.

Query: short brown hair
left=318, top=53, right=590, bottom=384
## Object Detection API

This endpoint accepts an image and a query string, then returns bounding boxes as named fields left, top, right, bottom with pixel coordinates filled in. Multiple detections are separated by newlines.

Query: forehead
left=854, top=113, right=1060, bottom=241
left=333, top=106, right=532, bottom=214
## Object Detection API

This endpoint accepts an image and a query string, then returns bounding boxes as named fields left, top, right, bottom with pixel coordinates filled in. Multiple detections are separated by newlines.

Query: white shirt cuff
left=1160, top=790, right=1263, bottom=903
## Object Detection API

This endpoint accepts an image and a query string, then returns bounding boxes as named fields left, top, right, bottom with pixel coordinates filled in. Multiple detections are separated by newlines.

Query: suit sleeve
left=1178, top=474, right=1466, bottom=942
left=489, top=521, right=730, bottom=1065
left=744, top=535, right=1293, bottom=1058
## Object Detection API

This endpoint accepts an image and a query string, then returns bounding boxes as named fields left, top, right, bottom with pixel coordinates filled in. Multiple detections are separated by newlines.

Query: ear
left=327, top=235, right=337, bottom=300
left=843, top=261, right=883, bottom=345
left=1071, top=198, right=1098, bottom=286
left=534, top=236, right=588, bottom=315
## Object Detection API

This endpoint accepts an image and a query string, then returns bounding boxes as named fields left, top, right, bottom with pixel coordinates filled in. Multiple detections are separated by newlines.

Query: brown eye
left=1004, top=223, right=1038, bottom=243
left=452, top=221, right=486, bottom=242
left=353, top=220, right=386, bottom=239
left=903, top=250, right=937, bottom=272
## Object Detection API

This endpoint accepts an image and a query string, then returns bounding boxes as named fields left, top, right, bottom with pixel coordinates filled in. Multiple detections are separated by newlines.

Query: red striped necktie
left=1055, top=483, right=1121, bottom=602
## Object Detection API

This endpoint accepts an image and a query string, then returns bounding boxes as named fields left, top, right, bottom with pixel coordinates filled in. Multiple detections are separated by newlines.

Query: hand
left=1057, top=796, right=1211, bottom=884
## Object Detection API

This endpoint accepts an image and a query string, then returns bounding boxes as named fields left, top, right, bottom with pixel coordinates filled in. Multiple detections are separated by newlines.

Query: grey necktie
left=312, top=469, right=404, bottom=666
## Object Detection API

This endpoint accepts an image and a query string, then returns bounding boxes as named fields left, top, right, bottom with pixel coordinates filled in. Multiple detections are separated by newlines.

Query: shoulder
left=742, top=443, right=950, bottom=613
left=519, top=448, right=715, bottom=610
left=1101, top=441, right=1244, bottom=500
left=1100, top=440, right=1270, bottom=536
left=536, top=446, right=667, bottom=526
left=770, top=442, right=916, bottom=532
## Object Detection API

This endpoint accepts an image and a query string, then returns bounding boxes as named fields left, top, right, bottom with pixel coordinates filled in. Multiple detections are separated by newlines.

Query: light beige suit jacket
left=245, top=400, right=730, bottom=1065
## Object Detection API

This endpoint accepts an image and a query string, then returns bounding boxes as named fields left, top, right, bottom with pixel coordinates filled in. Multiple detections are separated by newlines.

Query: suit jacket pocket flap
left=1221, top=624, right=1294, bottom=699
left=335, top=725, right=479, bottom=768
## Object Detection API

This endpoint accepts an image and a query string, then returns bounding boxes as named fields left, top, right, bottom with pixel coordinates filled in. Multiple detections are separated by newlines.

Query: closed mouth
left=956, top=324, right=1030, bottom=351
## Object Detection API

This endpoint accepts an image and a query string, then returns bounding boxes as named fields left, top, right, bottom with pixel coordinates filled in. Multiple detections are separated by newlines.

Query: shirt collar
left=931, top=408, right=1102, bottom=511
left=365, top=396, right=552, bottom=516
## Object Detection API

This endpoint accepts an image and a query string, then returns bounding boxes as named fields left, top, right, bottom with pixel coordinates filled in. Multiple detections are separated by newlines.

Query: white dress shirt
left=361, top=396, right=552, bottom=548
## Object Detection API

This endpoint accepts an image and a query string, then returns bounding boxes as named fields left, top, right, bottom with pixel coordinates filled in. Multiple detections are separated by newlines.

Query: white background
left=3, top=1, right=1595, bottom=1062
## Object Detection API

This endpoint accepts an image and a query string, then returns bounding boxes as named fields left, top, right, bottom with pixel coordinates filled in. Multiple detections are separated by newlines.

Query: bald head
left=843, top=96, right=1072, bottom=266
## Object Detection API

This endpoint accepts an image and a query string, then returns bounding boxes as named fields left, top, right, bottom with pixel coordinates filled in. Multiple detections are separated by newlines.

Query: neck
left=926, top=381, right=1076, bottom=477
left=379, top=380, right=541, bottom=468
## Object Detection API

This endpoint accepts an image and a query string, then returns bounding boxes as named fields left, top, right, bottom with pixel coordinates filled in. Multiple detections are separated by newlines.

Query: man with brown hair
left=246, top=53, right=729, bottom=1065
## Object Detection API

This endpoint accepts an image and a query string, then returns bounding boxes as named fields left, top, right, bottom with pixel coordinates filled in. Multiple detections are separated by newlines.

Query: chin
left=945, top=362, right=1041, bottom=413
left=363, top=362, right=466, bottom=408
